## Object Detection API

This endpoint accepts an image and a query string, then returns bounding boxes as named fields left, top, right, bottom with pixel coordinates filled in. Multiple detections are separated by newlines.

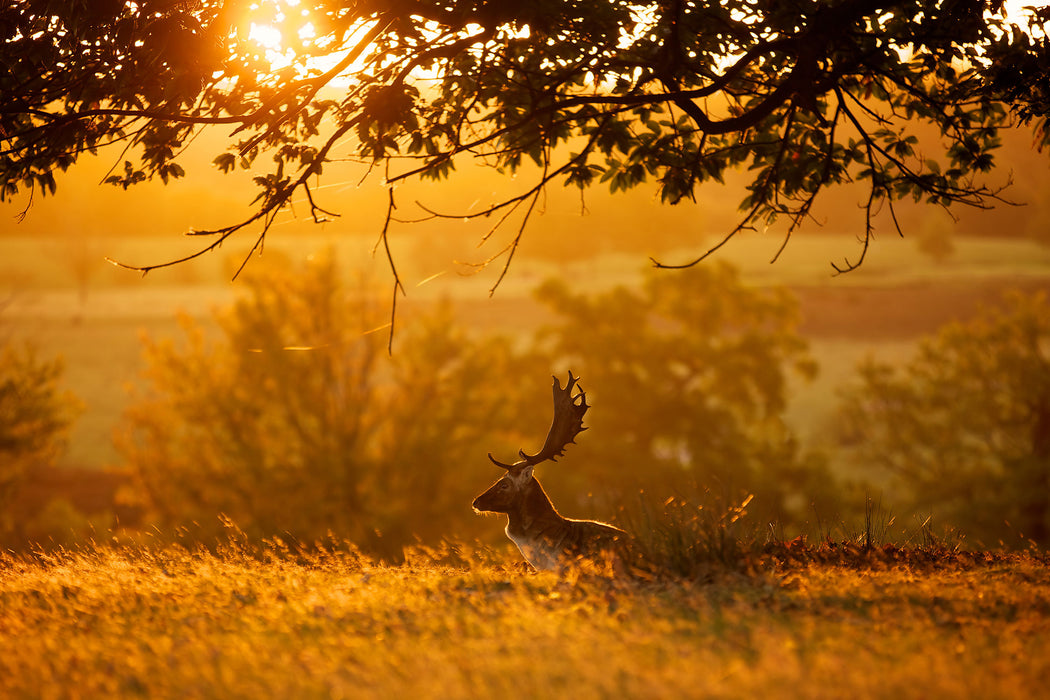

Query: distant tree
left=914, top=214, right=956, bottom=264
left=534, top=263, right=836, bottom=530
left=3, top=1, right=1049, bottom=282
left=0, top=341, right=80, bottom=536
left=117, top=254, right=542, bottom=555
left=837, top=290, right=1050, bottom=546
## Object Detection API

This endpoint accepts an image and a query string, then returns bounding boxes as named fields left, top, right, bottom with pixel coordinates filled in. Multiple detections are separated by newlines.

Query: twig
left=373, top=186, right=405, bottom=354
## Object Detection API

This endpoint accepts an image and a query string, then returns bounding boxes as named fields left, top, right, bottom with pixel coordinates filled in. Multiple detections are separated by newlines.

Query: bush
left=0, top=342, right=79, bottom=540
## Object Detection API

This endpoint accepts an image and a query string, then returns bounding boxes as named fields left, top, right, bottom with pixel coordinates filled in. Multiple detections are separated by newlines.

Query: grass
left=1, top=540, right=1048, bottom=699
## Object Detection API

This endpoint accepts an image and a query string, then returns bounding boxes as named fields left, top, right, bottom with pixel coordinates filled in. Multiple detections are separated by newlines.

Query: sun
left=244, top=0, right=319, bottom=71
left=248, top=22, right=283, bottom=51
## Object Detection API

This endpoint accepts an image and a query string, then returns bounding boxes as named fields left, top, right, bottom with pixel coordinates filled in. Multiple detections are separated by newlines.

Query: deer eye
left=498, top=481, right=510, bottom=490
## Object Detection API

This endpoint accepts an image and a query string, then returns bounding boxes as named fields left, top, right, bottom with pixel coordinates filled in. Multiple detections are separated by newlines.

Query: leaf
left=213, top=153, right=237, bottom=174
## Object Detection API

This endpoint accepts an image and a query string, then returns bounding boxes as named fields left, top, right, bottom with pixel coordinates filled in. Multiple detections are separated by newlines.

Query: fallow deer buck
left=472, top=371, right=627, bottom=570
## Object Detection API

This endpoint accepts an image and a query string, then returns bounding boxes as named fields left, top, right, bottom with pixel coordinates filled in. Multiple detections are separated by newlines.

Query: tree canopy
left=534, top=263, right=834, bottom=525
left=118, top=254, right=545, bottom=555
left=3, top=0, right=1049, bottom=280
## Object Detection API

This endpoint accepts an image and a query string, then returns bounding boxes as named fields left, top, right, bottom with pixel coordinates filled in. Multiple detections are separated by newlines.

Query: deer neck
left=511, top=477, right=562, bottom=526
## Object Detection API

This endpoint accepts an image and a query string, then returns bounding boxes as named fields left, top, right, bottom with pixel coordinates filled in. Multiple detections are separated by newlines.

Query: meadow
left=1, top=541, right=1047, bottom=699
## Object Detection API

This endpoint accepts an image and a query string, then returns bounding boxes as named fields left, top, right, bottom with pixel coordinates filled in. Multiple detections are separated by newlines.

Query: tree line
left=2, top=257, right=1047, bottom=553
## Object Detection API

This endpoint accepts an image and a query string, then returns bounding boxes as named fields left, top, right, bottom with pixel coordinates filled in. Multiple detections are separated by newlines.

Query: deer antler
left=488, top=371, right=589, bottom=469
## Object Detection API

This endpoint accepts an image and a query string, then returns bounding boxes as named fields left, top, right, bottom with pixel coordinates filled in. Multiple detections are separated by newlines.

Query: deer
left=472, top=371, right=627, bottom=570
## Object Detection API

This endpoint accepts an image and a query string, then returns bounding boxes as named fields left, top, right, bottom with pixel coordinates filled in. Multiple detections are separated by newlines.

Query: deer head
left=472, top=371, right=588, bottom=515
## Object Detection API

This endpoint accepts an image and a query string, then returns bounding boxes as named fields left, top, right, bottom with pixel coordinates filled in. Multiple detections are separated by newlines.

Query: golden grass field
left=1, top=542, right=1047, bottom=699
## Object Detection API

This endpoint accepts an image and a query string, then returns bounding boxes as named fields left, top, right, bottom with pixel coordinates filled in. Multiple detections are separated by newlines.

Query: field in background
left=3, top=231, right=1049, bottom=472
left=1, top=543, right=1047, bottom=699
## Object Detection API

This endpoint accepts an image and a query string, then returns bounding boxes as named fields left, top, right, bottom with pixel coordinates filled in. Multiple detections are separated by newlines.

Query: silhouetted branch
left=375, top=186, right=405, bottom=354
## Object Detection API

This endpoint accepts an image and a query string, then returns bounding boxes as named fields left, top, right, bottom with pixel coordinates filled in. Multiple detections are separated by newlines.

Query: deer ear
left=520, top=465, right=534, bottom=481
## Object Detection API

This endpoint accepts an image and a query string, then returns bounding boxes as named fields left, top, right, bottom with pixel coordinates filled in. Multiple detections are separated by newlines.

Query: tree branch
left=374, top=186, right=405, bottom=354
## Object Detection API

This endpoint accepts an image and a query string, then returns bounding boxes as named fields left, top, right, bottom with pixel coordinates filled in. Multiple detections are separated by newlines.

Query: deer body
left=473, top=463, right=625, bottom=570
left=472, top=372, right=628, bottom=570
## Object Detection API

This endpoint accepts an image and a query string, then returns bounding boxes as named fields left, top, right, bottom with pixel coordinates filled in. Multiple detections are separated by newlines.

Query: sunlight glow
left=247, top=22, right=299, bottom=71
left=244, top=0, right=320, bottom=72
left=248, top=23, right=283, bottom=51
